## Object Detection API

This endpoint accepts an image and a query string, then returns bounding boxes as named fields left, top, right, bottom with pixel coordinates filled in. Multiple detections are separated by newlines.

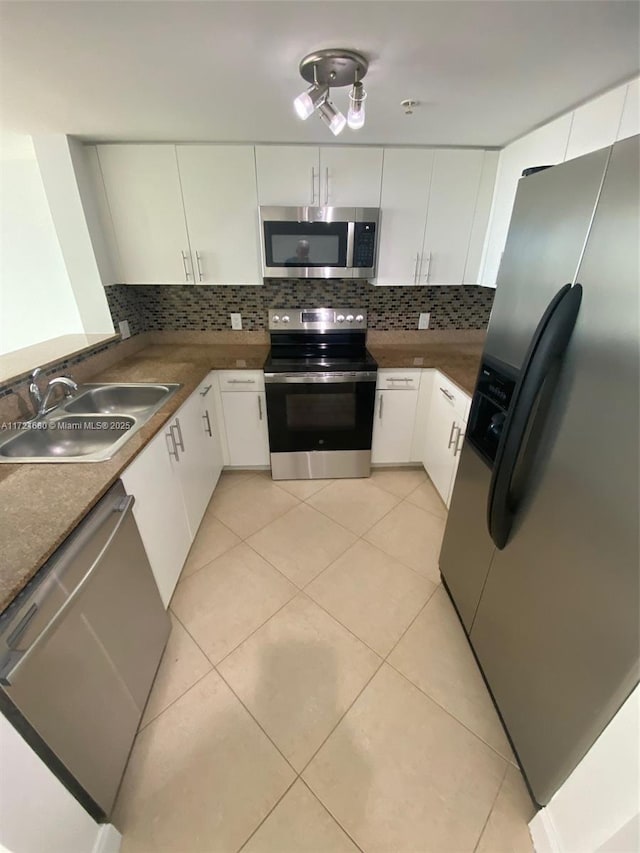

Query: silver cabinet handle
left=454, top=425, right=464, bottom=457
left=195, top=251, right=204, bottom=282
left=310, top=167, right=316, bottom=204
left=228, top=379, right=256, bottom=385
left=413, top=252, right=420, bottom=284
left=387, top=377, right=412, bottom=383
left=172, top=418, right=185, bottom=452
left=448, top=420, right=458, bottom=449
left=258, top=396, right=263, bottom=421
left=199, top=384, right=213, bottom=397
left=166, top=429, right=179, bottom=461
left=324, top=166, right=329, bottom=205
left=181, top=250, right=192, bottom=282
left=202, top=410, right=212, bottom=437
left=440, top=387, right=455, bottom=402
left=422, top=251, right=432, bottom=282
left=378, top=393, right=384, bottom=419
left=0, top=497, right=136, bottom=687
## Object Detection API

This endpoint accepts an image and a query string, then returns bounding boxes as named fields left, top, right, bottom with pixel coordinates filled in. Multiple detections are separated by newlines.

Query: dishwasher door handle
left=0, top=495, right=136, bottom=687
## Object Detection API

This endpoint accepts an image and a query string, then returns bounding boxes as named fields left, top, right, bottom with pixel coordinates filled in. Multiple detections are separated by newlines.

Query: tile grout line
left=173, top=515, right=241, bottom=586
left=472, top=762, right=510, bottom=853
left=234, top=776, right=299, bottom=853
left=298, top=777, right=367, bottom=853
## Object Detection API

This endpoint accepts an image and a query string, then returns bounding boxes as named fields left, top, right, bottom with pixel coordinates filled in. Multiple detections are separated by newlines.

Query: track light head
left=318, top=99, right=347, bottom=136
left=347, top=81, right=367, bottom=130
left=293, top=82, right=329, bottom=120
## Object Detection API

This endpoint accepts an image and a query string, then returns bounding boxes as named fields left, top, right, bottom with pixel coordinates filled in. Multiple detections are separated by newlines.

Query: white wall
left=479, top=75, right=640, bottom=287
left=0, top=714, right=121, bottom=853
left=530, top=686, right=640, bottom=853
left=0, top=132, right=84, bottom=355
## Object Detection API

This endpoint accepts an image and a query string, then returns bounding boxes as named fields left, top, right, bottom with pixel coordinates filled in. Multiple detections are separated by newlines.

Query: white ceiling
left=0, top=0, right=638, bottom=147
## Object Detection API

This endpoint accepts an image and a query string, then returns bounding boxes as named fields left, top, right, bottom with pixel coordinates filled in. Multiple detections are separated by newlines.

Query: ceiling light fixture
left=293, top=48, right=369, bottom=135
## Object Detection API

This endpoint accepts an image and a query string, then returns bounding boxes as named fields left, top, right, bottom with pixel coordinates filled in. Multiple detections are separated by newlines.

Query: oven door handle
left=264, top=372, right=378, bottom=384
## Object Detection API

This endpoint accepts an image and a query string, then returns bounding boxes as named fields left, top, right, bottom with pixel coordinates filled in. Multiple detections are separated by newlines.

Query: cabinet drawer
left=216, top=370, right=265, bottom=392
left=434, top=372, right=470, bottom=420
left=376, top=369, right=422, bottom=391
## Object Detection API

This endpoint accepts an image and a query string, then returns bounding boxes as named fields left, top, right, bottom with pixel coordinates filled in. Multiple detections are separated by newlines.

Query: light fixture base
left=300, top=49, right=369, bottom=88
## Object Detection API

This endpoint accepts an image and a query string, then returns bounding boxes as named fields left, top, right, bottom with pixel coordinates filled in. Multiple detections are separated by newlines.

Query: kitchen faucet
left=29, top=367, right=79, bottom=417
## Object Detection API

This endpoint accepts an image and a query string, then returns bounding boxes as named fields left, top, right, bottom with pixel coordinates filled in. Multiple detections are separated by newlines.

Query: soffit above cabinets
left=1, top=1, right=638, bottom=147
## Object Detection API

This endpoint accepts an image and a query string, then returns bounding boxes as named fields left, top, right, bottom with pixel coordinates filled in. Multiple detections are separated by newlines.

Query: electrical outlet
left=118, top=320, right=131, bottom=339
left=418, top=312, right=430, bottom=330
left=230, top=313, right=242, bottom=330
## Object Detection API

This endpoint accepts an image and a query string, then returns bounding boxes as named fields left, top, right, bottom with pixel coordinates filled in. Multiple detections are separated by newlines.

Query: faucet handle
left=31, top=367, right=43, bottom=381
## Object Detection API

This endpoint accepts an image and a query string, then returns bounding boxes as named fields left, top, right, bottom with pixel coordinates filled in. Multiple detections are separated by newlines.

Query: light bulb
left=293, top=83, right=328, bottom=120
left=347, top=82, right=367, bottom=130
left=318, top=99, right=347, bottom=136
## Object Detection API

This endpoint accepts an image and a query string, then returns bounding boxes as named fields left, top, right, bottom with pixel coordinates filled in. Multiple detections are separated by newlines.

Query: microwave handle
left=346, top=221, right=355, bottom=268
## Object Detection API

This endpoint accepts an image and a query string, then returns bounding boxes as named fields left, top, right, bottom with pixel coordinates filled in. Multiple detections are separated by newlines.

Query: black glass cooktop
left=264, top=350, right=378, bottom=374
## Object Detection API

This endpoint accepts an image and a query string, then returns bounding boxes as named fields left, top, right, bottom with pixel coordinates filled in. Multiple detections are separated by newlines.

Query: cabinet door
left=121, top=427, right=192, bottom=606
left=423, top=384, right=458, bottom=505
left=255, top=146, right=319, bottom=206
left=177, top=146, right=261, bottom=285
left=319, top=147, right=384, bottom=207
left=200, top=375, right=224, bottom=491
left=421, top=149, right=485, bottom=285
left=97, top=145, right=192, bottom=285
left=173, top=383, right=220, bottom=536
left=221, top=391, right=270, bottom=466
left=373, top=149, right=433, bottom=286
left=447, top=418, right=467, bottom=506
left=617, top=78, right=640, bottom=142
left=565, top=86, right=626, bottom=161
left=463, top=151, right=499, bottom=284
left=372, top=389, right=419, bottom=464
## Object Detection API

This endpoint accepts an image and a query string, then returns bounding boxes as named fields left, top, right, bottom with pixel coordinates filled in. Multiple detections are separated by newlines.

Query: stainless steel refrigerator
left=439, top=134, right=639, bottom=806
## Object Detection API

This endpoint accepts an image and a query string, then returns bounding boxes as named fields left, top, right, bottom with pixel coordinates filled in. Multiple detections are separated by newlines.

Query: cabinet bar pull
left=424, top=251, right=432, bottom=282
left=325, top=166, right=329, bottom=205
left=440, top=387, right=455, bottom=402
left=228, top=379, right=256, bottom=384
left=166, top=430, right=179, bottom=461
left=181, top=250, right=192, bottom=282
left=387, top=377, right=412, bottom=383
left=258, top=396, right=263, bottom=420
left=454, top=426, right=464, bottom=456
left=195, top=251, right=204, bottom=282
left=199, top=384, right=213, bottom=397
left=202, top=410, right=213, bottom=437
left=378, top=393, right=384, bottom=419
left=447, top=420, right=458, bottom=448
left=413, top=252, right=420, bottom=284
left=173, top=418, right=185, bottom=452
left=310, top=167, right=316, bottom=204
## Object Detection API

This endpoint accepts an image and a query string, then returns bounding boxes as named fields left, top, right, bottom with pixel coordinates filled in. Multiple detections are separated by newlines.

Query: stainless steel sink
left=64, top=384, right=177, bottom=415
left=0, top=382, right=182, bottom=463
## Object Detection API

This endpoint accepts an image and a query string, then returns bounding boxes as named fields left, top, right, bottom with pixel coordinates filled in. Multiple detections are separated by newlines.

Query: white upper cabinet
left=319, top=146, right=383, bottom=207
left=177, top=146, right=261, bottom=285
left=565, top=86, right=627, bottom=161
left=421, top=149, right=487, bottom=285
left=617, top=77, right=640, bottom=141
left=255, top=145, right=383, bottom=208
left=463, top=151, right=499, bottom=284
left=97, top=145, right=192, bottom=285
left=255, top=146, right=319, bottom=206
left=373, top=149, right=433, bottom=286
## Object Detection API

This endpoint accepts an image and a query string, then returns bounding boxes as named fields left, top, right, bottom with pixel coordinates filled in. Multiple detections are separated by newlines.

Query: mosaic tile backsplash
left=106, top=282, right=495, bottom=334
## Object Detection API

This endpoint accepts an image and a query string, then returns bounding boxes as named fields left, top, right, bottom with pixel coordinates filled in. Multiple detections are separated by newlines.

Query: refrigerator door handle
left=487, top=283, right=583, bottom=549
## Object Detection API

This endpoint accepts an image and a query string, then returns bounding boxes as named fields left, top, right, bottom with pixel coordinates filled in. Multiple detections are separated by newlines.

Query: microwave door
left=262, top=220, right=348, bottom=278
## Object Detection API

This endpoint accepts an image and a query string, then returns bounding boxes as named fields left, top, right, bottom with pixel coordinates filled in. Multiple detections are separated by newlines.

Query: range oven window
left=263, top=221, right=348, bottom=268
left=266, top=379, right=375, bottom=453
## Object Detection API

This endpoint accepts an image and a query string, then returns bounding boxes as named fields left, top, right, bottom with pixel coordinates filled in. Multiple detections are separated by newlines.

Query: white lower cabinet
left=422, top=372, right=470, bottom=507
left=371, top=370, right=421, bottom=464
left=218, top=371, right=270, bottom=467
left=121, top=375, right=223, bottom=606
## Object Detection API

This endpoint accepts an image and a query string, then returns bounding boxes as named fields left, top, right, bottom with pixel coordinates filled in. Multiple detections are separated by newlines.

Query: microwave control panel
left=353, top=222, right=377, bottom=268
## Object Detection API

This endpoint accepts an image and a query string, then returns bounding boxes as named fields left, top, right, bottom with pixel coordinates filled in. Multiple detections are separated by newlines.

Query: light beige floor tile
left=215, top=469, right=262, bottom=494
left=208, top=476, right=298, bottom=539
left=140, top=613, right=212, bottom=728
left=274, top=478, right=335, bottom=500
left=243, top=780, right=359, bottom=853
left=218, top=594, right=381, bottom=771
left=307, top=478, right=400, bottom=536
left=405, top=478, right=448, bottom=519
left=115, top=670, right=295, bottom=853
left=247, top=503, right=357, bottom=587
left=364, top=500, right=446, bottom=582
left=370, top=467, right=428, bottom=498
left=303, top=664, right=506, bottom=853
left=180, top=514, right=241, bottom=579
left=389, top=586, right=515, bottom=762
left=171, top=543, right=297, bottom=663
left=476, top=765, right=536, bottom=853
left=306, top=540, right=436, bottom=657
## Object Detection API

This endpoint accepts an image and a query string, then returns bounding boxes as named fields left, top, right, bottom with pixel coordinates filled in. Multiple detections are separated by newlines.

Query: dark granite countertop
left=368, top=342, right=483, bottom=396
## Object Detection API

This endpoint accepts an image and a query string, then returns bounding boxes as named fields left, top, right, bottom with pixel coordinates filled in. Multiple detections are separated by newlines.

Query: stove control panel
left=269, top=309, right=367, bottom=331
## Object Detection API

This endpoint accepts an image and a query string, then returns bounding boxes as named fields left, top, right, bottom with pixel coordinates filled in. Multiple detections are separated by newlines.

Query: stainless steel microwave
left=259, top=206, right=379, bottom=279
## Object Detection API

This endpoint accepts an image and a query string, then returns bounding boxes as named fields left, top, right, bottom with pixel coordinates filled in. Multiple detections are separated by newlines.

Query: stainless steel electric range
left=263, top=308, right=378, bottom=480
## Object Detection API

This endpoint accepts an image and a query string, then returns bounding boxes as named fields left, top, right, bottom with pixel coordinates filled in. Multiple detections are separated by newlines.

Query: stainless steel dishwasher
left=0, top=480, right=170, bottom=818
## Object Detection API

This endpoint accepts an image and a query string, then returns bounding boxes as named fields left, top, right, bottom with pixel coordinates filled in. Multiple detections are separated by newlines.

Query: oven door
left=264, top=372, right=377, bottom=454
